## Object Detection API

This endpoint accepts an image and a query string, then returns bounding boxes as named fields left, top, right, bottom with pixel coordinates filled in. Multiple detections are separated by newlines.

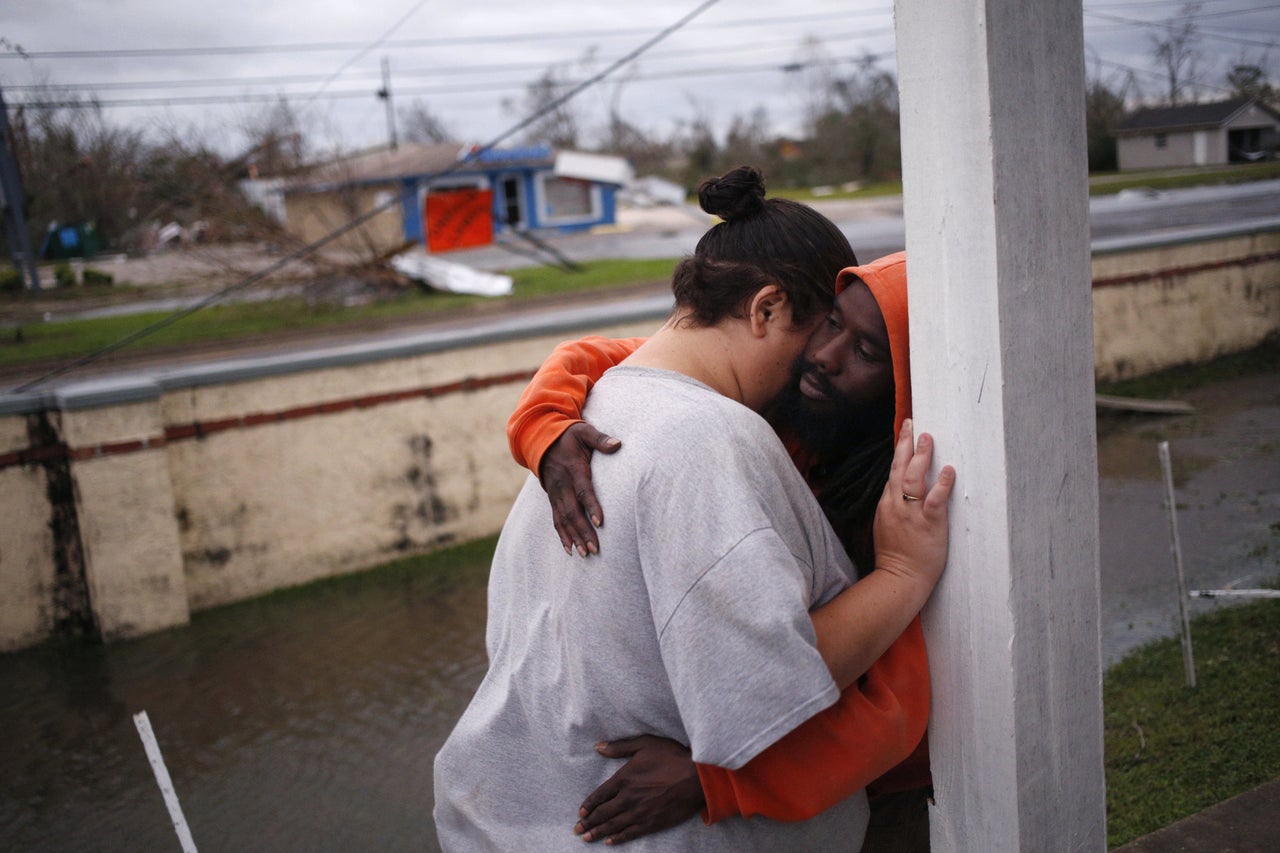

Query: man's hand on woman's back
left=539, top=422, right=621, bottom=556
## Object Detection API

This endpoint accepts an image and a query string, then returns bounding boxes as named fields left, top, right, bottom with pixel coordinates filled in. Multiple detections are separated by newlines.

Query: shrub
left=53, top=263, right=77, bottom=288
left=0, top=267, right=24, bottom=293
left=82, top=268, right=114, bottom=287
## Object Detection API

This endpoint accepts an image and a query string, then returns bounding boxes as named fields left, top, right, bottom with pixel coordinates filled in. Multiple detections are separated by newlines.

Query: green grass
left=0, top=258, right=677, bottom=369
left=1087, top=161, right=1280, bottom=196
left=197, top=534, right=500, bottom=613
left=1097, top=331, right=1278, bottom=841
left=1104, top=595, right=1280, bottom=847
left=509, top=257, right=675, bottom=297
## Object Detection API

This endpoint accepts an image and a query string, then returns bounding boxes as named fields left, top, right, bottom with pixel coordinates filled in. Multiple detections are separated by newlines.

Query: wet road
left=1, top=371, right=1276, bottom=850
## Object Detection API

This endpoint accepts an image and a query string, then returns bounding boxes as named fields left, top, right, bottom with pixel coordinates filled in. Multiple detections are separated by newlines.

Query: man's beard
left=767, top=359, right=896, bottom=464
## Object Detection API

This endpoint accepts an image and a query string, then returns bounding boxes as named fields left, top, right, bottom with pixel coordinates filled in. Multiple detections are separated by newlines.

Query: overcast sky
left=3, top=0, right=1277, bottom=157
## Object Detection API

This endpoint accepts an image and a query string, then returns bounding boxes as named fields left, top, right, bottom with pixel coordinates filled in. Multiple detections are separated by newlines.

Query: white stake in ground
left=133, top=710, right=199, bottom=853
left=1158, top=440, right=1197, bottom=688
left=1190, top=588, right=1280, bottom=598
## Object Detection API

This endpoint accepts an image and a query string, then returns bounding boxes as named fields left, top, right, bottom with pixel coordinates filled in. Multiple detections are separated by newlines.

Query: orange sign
left=424, top=189, right=494, bottom=253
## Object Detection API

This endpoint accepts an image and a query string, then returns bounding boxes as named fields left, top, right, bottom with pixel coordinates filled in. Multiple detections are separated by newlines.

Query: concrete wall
left=159, top=338, right=562, bottom=612
left=0, top=229, right=1277, bottom=651
left=0, top=415, right=56, bottom=649
left=0, top=301, right=666, bottom=652
left=1091, top=226, right=1280, bottom=380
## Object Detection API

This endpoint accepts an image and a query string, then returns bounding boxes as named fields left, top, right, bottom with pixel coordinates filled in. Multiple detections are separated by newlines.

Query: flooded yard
left=1097, top=370, right=1279, bottom=665
left=1, top=550, right=492, bottom=852
left=1, top=370, right=1276, bottom=850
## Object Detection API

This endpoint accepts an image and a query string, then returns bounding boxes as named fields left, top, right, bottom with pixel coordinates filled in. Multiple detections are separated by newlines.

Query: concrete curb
left=1111, top=777, right=1280, bottom=852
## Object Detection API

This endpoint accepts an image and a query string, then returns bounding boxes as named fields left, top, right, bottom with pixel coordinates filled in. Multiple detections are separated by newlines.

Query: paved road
left=449, top=178, right=1280, bottom=272
left=1088, top=179, right=1280, bottom=242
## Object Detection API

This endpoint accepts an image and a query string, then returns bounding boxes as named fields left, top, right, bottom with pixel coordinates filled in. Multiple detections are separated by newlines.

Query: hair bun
left=698, top=165, right=766, bottom=222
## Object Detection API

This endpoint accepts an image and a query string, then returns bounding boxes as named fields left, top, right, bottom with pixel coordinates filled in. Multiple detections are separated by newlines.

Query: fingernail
left=564, top=544, right=572, bottom=555
left=904, top=418, right=913, bottom=433
left=591, top=515, right=602, bottom=527
left=574, top=822, right=585, bottom=834
left=587, top=542, right=598, bottom=555
left=605, top=438, right=621, bottom=448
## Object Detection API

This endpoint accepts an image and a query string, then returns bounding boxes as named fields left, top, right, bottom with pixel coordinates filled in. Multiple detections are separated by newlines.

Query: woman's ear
left=748, top=285, right=789, bottom=337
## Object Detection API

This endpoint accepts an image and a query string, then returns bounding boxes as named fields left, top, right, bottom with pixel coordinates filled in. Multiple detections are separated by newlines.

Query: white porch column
left=894, top=1, right=1106, bottom=850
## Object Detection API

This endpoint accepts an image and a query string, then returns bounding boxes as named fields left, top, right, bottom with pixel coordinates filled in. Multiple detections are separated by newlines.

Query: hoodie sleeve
left=506, top=335, right=646, bottom=478
left=697, top=617, right=930, bottom=823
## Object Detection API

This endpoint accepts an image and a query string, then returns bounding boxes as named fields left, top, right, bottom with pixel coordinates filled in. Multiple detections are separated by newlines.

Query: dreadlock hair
left=812, top=412, right=896, bottom=576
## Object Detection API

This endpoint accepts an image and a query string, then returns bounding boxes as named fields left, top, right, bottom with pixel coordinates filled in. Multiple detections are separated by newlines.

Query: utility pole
left=0, top=85, right=41, bottom=292
left=896, top=0, right=1106, bottom=848
left=377, top=57, right=398, bottom=151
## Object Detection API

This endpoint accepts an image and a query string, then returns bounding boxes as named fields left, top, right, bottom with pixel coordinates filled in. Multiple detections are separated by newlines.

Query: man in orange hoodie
left=506, top=252, right=933, bottom=850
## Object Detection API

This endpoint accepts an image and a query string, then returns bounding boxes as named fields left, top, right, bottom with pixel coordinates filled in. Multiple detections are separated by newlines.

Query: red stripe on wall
left=0, top=443, right=72, bottom=468
left=1, top=369, right=538, bottom=470
left=1, top=436, right=171, bottom=468
left=1092, top=250, right=1280, bottom=288
left=68, top=437, right=168, bottom=461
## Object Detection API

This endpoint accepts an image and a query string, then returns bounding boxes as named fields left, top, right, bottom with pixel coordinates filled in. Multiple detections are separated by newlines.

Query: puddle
left=1098, top=372, right=1280, bottom=666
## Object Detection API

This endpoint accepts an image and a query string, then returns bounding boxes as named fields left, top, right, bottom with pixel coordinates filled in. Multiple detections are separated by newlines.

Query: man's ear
left=748, top=284, right=789, bottom=337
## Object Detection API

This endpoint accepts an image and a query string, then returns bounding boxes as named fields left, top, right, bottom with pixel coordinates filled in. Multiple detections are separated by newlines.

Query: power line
left=1086, top=3, right=1280, bottom=26
left=1086, top=0, right=1269, bottom=7
left=10, top=206, right=395, bottom=393
left=11, top=52, right=892, bottom=111
left=12, top=0, right=725, bottom=393
left=1093, top=55, right=1240, bottom=94
left=2, top=30, right=895, bottom=95
left=1177, top=2, right=1280, bottom=21
left=1085, top=9, right=1280, bottom=47
left=303, top=0, right=431, bottom=102
left=1086, top=0, right=1280, bottom=14
left=0, top=10, right=887, bottom=61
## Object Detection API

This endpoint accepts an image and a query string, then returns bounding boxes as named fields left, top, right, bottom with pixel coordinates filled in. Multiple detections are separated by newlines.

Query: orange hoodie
left=504, top=252, right=930, bottom=822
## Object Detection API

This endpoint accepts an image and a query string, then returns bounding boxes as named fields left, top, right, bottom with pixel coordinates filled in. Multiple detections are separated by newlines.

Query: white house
left=1115, top=97, right=1280, bottom=171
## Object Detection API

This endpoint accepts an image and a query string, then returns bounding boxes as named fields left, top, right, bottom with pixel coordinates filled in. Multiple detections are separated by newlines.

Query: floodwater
left=1097, top=370, right=1279, bottom=666
left=1, top=562, right=491, bottom=851
left=1, top=372, right=1276, bottom=851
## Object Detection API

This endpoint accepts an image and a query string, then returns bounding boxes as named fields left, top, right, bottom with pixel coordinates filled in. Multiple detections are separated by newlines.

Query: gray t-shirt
left=433, top=366, right=867, bottom=851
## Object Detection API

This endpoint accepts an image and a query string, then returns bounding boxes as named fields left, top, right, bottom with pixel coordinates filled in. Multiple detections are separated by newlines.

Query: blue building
left=278, top=142, right=634, bottom=253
